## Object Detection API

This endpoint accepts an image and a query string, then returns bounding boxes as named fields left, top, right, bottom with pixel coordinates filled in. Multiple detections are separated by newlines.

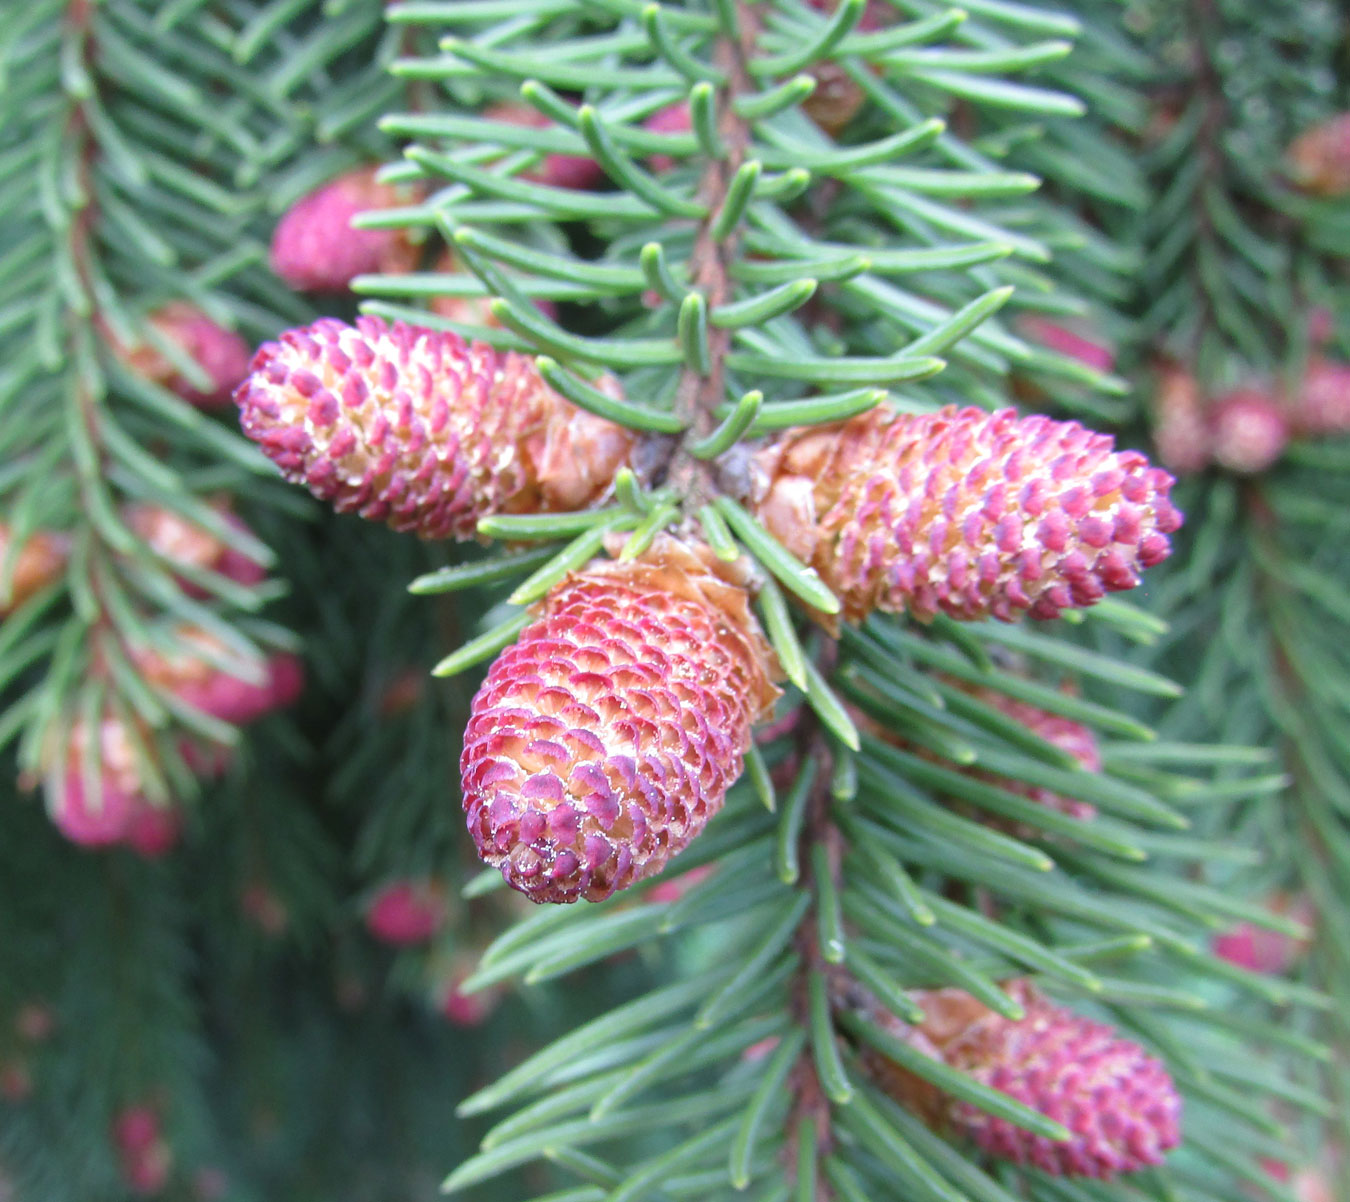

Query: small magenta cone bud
left=112, top=1104, right=173, bottom=1197
left=945, top=680, right=1099, bottom=823
left=752, top=406, right=1181, bottom=625
left=110, top=303, right=252, bottom=407
left=363, top=879, right=448, bottom=945
left=1018, top=316, right=1115, bottom=374
left=235, top=316, right=637, bottom=539
left=132, top=626, right=300, bottom=727
left=1209, top=388, right=1289, bottom=474
left=1293, top=357, right=1350, bottom=436
left=122, top=798, right=184, bottom=860
left=806, top=0, right=888, bottom=29
left=1287, top=112, right=1350, bottom=197
left=1151, top=365, right=1211, bottom=474
left=15, top=1004, right=55, bottom=1044
left=43, top=713, right=147, bottom=847
left=867, top=982, right=1181, bottom=1178
left=125, top=502, right=266, bottom=593
left=643, top=102, right=692, bottom=173
left=269, top=167, right=421, bottom=292
left=460, top=537, right=780, bottom=903
left=1212, top=893, right=1314, bottom=975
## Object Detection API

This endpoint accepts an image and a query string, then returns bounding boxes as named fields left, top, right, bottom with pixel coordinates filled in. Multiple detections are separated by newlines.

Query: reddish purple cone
left=270, top=167, right=420, bottom=292
left=235, top=316, right=636, bottom=539
left=1209, top=388, right=1289, bottom=474
left=753, top=406, right=1181, bottom=625
left=868, top=982, right=1181, bottom=1178
left=460, top=539, right=779, bottom=903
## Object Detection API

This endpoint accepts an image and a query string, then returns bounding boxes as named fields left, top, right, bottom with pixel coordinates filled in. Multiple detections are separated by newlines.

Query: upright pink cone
left=867, top=981, right=1181, bottom=1178
left=44, top=714, right=146, bottom=847
left=364, top=879, right=448, bottom=945
left=235, top=317, right=637, bottom=539
left=752, top=406, right=1181, bottom=625
left=269, top=167, right=421, bottom=292
left=1287, top=112, right=1350, bottom=197
left=1209, top=388, right=1289, bottom=474
left=461, top=538, right=779, bottom=903
left=110, top=304, right=252, bottom=407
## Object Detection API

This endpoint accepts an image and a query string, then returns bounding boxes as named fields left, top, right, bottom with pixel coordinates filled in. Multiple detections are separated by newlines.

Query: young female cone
left=460, top=537, right=779, bottom=903
left=750, top=405, right=1181, bottom=625
left=235, top=317, right=637, bottom=540
left=863, top=980, right=1181, bottom=1179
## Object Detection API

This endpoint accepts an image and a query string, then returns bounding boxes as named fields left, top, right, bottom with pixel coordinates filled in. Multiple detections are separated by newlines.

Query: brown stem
left=55, top=3, right=150, bottom=741
left=664, top=3, right=763, bottom=511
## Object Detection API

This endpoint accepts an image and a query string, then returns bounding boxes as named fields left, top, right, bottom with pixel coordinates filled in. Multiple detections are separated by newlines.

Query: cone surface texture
left=460, top=539, right=778, bottom=903
left=752, top=406, right=1181, bottom=624
left=235, top=317, right=635, bottom=539
left=871, top=982, right=1181, bottom=1178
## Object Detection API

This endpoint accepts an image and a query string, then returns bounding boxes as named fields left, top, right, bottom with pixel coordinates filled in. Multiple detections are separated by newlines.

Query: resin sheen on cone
left=866, top=981, right=1181, bottom=1178
left=235, top=317, right=637, bottom=539
left=460, top=538, right=779, bottom=903
left=751, top=405, right=1181, bottom=624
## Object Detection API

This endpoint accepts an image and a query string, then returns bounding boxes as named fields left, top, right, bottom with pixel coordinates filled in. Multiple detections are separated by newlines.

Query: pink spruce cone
left=869, top=982, right=1181, bottom=1178
left=943, top=681, right=1099, bottom=824
left=807, top=0, right=888, bottom=30
left=15, top=1003, right=55, bottom=1044
left=45, top=714, right=146, bottom=846
left=112, top=1104, right=173, bottom=1196
left=1292, top=357, right=1350, bottom=436
left=1151, top=365, right=1211, bottom=475
left=1209, top=388, right=1289, bottom=474
left=364, top=879, right=448, bottom=945
left=430, top=954, right=502, bottom=1027
left=1212, top=893, right=1314, bottom=975
left=0, top=1061, right=31, bottom=1102
left=235, top=316, right=637, bottom=539
left=1287, top=112, right=1350, bottom=197
left=112, top=304, right=251, bottom=407
left=133, top=628, right=302, bottom=727
left=751, top=406, right=1181, bottom=626
left=122, top=798, right=184, bottom=860
left=483, top=102, right=603, bottom=191
left=269, top=167, right=421, bottom=292
left=460, top=537, right=779, bottom=903
left=126, top=503, right=266, bottom=593
left=240, top=882, right=290, bottom=936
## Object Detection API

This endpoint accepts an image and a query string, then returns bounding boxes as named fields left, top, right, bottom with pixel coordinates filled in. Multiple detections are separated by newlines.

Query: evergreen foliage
left=0, top=1, right=1344, bottom=1200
